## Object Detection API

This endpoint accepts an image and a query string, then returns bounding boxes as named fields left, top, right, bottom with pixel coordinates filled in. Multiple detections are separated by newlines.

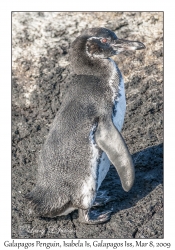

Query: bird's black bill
left=112, top=39, right=145, bottom=52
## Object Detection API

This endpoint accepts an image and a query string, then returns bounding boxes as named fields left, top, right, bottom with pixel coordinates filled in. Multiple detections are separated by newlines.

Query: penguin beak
left=112, top=39, right=145, bottom=54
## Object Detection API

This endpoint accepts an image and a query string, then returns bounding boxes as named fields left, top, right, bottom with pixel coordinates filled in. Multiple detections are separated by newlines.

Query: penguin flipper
left=95, top=118, right=135, bottom=192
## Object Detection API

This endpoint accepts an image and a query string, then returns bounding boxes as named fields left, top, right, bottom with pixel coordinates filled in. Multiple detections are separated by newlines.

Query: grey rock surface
left=12, top=12, right=163, bottom=238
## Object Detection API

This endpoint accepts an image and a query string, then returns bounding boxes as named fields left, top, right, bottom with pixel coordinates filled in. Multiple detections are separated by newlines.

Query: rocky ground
left=12, top=12, right=163, bottom=238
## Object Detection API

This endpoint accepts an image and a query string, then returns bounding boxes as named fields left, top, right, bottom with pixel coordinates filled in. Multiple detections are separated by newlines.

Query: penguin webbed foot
left=92, top=190, right=115, bottom=207
left=78, top=208, right=112, bottom=224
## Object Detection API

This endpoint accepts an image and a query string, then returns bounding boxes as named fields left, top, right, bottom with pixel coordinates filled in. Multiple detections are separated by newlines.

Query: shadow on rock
left=94, top=143, right=163, bottom=215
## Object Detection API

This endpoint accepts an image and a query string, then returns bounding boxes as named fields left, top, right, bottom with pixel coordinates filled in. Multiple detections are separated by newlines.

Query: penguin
left=26, top=27, right=145, bottom=224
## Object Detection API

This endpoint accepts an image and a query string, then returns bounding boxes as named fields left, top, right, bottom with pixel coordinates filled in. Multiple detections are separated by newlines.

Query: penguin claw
left=94, top=210, right=112, bottom=221
left=78, top=208, right=112, bottom=224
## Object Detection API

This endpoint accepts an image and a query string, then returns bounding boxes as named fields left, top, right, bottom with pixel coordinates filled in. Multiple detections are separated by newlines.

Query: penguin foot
left=78, top=208, right=112, bottom=224
left=92, top=190, right=115, bottom=207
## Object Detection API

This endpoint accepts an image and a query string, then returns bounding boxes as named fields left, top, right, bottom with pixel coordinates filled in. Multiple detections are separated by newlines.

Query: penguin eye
left=101, top=38, right=107, bottom=43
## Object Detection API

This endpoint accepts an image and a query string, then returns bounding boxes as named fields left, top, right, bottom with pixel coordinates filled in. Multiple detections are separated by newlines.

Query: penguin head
left=70, top=27, right=145, bottom=75
left=80, top=27, right=145, bottom=59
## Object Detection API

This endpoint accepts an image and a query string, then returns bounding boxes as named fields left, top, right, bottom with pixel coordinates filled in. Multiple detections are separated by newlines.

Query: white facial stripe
left=87, top=36, right=103, bottom=41
left=85, top=45, right=92, bottom=57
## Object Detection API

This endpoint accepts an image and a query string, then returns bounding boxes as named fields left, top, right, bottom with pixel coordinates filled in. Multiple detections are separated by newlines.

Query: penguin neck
left=108, top=58, right=122, bottom=103
left=69, top=36, right=112, bottom=78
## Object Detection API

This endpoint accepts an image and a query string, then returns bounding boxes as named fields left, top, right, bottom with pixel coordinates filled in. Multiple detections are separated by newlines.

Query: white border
left=0, top=0, right=174, bottom=248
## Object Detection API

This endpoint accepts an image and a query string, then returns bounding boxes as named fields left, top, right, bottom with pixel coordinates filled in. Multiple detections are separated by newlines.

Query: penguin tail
left=25, top=186, right=48, bottom=216
left=25, top=185, right=70, bottom=218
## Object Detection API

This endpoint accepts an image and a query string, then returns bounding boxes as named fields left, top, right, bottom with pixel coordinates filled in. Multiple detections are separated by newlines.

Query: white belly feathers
left=81, top=59, right=126, bottom=206
left=96, top=59, right=126, bottom=188
left=112, top=76, right=126, bottom=132
left=109, top=58, right=126, bottom=132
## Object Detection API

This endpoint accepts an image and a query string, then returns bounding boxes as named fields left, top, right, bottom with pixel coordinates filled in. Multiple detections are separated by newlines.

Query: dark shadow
left=94, top=143, right=163, bottom=214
